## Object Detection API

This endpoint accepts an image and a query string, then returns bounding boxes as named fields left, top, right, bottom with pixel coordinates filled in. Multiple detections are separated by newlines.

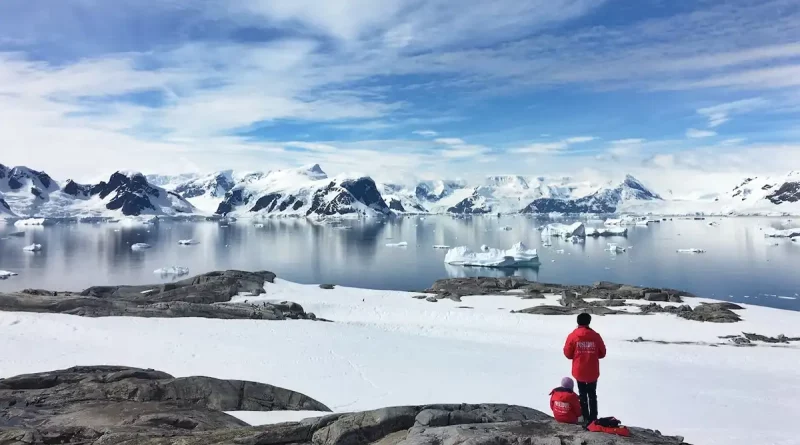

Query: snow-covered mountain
left=215, top=165, right=391, bottom=218
left=169, top=171, right=236, bottom=213
left=61, top=171, right=195, bottom=217
left=4, top=161, right=800, bottom=219
left=0, top=164, right=60, bottom=216
left=521, top=175, right=662, bottom=214
left=0, top=164, right=195, bottom=219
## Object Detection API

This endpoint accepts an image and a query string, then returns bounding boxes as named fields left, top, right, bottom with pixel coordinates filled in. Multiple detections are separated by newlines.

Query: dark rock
left=0, top=402, right=685, bottom=445
left=412, top=295, right=427, bottom=300
left=319, top=284, right=336, bottom=290
left=742, top=332, right=800, bottom=343
left=514, top=305, right=619, bottom=316
left=641, top=303, right=741, bottom=323
left=701, top=302, right=744, bottom=310
left=0, top=365, right=329, bottom=433
left=425, top=296, right=438, bottom=303
left=669, top=294, right=684, bottom=303
left=644, top=292, right=669, bottom=302
left=593, top=281, right=623, bottom=291
left=614, top=285, right=647, bottom=299
left=559, top=291, right=588, bottom=308
left=0, top=270, right=316, bottom=321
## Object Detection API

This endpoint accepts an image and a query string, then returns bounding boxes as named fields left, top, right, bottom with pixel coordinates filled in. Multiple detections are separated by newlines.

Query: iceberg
left=605, top=243, right=626, bottom=253
left=22, top=243, right=42, bottom=252
left=605, top=216, right=648, bottom=226
left=178, top=239, right=199, bottom=245
left=154, top=266, right=190, bottom=276
left=0, top=270, right=18, bottom=279
left=444, top=242, right=539, bottom=268
left=131, top=243, right=152, bottom=251
left=386, top=242, right=408, bottom=248
left=14, top=218, right=50, bottom=227
left=677, top=248, right=706, bottom=253
left=586, top=227, right=628, bottom=237
left=541, top=222, right=585, bottom=238
left=763, top=227, right=800, bottom=238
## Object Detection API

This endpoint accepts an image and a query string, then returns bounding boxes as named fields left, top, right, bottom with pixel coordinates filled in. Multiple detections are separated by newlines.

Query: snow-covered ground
left=0, top=280, right=798, bottom=445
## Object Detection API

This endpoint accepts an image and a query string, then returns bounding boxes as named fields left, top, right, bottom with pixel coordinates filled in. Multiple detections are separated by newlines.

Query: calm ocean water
left=1, top=216, right=798, bottom=310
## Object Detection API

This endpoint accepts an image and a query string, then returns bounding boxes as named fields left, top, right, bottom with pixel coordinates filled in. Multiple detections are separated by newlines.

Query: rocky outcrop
left=0, top=382, right=688, bottom=445
left=427, top=278, right=696, bottom=301
left=0, top=365, right=329, bottom=438
left=427, top=278, right=740, bottom=323
left=0, top=270, right=317, bottom=321
left=639, top=302, right=743, bottom=323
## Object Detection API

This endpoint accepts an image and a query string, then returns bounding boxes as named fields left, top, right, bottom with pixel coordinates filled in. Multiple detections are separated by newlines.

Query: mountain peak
left=302, top=164, right=327, bottom=179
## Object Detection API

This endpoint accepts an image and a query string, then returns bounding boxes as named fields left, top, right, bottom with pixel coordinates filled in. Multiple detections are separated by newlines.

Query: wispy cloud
left=413, top=130, right=438, bottom=137
left=511, top=136, right=596, bottom=154
left=612, top=138, right=646, bottom=145
left=697, top=98, right=769, bottom=128
left=686, top=128, right=717, bottom=139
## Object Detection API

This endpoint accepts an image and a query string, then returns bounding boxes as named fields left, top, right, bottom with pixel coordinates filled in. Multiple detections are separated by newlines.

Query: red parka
left=549, top=387, right=581, bottom=424
left=563, top=326, right=606, bottom=383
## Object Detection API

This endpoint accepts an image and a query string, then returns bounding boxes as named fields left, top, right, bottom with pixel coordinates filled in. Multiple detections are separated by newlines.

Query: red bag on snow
left=587, top=417, right=631, bottom=437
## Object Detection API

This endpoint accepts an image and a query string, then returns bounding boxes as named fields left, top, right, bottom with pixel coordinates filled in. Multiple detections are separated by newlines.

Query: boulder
left=644, top=292, right=669, bottom=302
left=319, top=284, right=336, bottom=290
left=0, top=366, right=330, bottom=432
left=593, top=281, right=623, bottom=291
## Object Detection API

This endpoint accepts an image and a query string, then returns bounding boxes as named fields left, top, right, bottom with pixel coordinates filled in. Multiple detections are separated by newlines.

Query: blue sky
left=1, top=0, right=800, bottom=192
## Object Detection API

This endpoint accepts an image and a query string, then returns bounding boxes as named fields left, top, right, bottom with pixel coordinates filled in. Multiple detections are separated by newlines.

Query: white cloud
left=686, top=128, right=717, bottom=138
left=284, top=142, right=339, bottom=152
left=413, top=130, right=438, bottom=137
left=612, top=138, right=646, bottom=145
left=511, top=142, right=568, bottom=154
left=511, top=136, right=596, bottom=154
left=434, top=138, right=466, bottom=145
left=563, top=136, right=597, bottom=144
left=697, top=98, right=769, bottom=128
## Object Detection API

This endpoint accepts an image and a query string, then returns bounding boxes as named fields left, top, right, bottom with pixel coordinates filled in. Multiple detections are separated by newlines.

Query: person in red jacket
left=563, top=313, right=606, bottom=423
left=549, top=376, right=582, bottom=424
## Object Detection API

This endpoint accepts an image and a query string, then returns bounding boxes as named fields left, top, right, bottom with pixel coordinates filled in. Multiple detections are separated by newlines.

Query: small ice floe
left=778, top=296, right=797, bottom=300
left=22, top=244, right=42, bottom=252
left=500, top=226, right=513, bottom=231
left=154, top=266, right=190, bottom=276
left=14, top=218, right=50, bottom=227
left=763, top=227, right=800, bottom=238
left=586, top=227, right=628, bottom=237
left=386, top=242, right=409, bottom=248
left=570, top=235, right=584, bottom=243
left=707, top=221, right=719, bottom=226
left=131, top=243, right=152, bottom=251
left=254, top=223, right=265, bottom=228
left=677, top=248, right=706, bottom=253
left=178, top=239, right=199, bottom=245
left=542, top=240, right=552, bottom=247
left=0, top=270, right=19, bottom=280
left=433, top=245, right=451, bottom=249
left=555, top=249, right=565, bottom=254
left=605, top=243, right=626, bottom=253
left=480, top=244, right=490, bottom=252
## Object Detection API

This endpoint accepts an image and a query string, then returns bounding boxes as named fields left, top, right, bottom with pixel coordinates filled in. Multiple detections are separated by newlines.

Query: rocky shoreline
left=0, top=366, right=688, bottom=445
left=0, top=270, right=321, bottom=321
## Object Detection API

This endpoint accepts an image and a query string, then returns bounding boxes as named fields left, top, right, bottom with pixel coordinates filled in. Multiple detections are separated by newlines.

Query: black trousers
left=577, top=381, right=598, bottom=422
